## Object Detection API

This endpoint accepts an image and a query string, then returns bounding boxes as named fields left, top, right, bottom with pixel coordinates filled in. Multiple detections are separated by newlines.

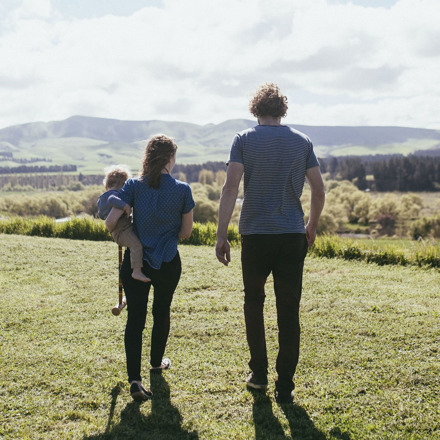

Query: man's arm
left=305, top=166, right=325, bottom=247
left=216, top=162, right=244, bottom=265
left=179, top=210, right=193, bottom=239
left=105, top=207, right=125, bottom=233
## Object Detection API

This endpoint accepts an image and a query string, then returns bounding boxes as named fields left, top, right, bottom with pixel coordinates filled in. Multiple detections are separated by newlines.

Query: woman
left=105, top=134, right=195, bottom=401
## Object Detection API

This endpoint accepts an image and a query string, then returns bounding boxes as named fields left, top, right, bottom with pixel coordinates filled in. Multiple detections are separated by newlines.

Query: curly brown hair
left=103, top=165, right=131, bottom=190
left=249, top=83, right=288, bottom=119
left=140, top=134, right=177, bottom=189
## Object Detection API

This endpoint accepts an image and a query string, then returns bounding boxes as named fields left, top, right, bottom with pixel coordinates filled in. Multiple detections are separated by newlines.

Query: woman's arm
left=179, top=210, right=193, bottom=239
left=105, top=207, right=125, bottom=233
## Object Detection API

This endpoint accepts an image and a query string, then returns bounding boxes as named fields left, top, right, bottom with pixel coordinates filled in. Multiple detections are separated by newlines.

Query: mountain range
left=1, top=116, right=440, bottom=174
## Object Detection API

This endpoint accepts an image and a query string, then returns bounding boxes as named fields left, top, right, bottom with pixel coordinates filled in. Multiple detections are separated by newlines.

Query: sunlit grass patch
left=1, top=234, right=439, bottom=439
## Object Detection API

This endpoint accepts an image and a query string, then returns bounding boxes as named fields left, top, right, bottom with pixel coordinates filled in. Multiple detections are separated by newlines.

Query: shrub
left=376, top=214, right=396, bottom=236
left=312, top=235, right=339, bottom=258
left=207, top=185, right=221, bottom=201
left=29, top=217, right=56, bottom=237
left=411, top=216, right=440, bottom=240
left=193, top=200, right=218, bottom=223
left=215, top=170, right=226, bottom=187
left=198, top=169, right=214, bottom=185
left=0, top=216, right=111, bottom=241
left=369, top=195, right=400, bottom=222
left=55, top=217, right=110, bottom=241
left=310, top=235, right=435, bottom=268
left=182, top=222, right=218, bottom=246
left=340, top=244, right=364, bottom=261
left=365, top=249, right=407, bottom=266
left=0, top=217, right=240, bottom=247
left=180, top=222, right=239, bottom=247
left=0, top=217, right=29, bottom=234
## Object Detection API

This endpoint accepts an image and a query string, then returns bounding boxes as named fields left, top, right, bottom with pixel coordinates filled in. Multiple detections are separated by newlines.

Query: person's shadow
left=84, top=374, right=198, bottom=440
left=250, top=389, right=350, bottom=440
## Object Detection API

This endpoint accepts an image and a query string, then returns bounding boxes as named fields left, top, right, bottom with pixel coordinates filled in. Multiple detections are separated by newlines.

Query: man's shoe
left=246, top=373, right=268, bottom=390
left=275, top=389, right=294, bottom=404
left=150, top=358, right=171, bottom=374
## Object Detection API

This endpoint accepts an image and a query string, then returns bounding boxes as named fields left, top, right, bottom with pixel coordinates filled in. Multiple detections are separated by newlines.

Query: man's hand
left=305, top=222, right=317, bottom=247
left=305, top=166, right=325, bottom=247
left=123, top=204, right=131, bottom=218
left=215, top=237, right=231, bottom=266
left=215, top=162, right=243, bottom=266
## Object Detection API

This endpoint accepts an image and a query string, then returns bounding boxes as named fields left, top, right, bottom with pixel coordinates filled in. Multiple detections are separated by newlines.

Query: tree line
left=0, top=173, right=102, bottom=190
left=173, top=161, right=227, bottom=183
left=1, top=155, right=439, bottom=192
left=319, top=154, right=440, bottom=191
left=0, top=164, right=77, bottom=174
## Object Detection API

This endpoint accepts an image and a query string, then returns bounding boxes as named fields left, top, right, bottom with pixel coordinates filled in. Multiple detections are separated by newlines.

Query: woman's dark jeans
left=241, top=233, right=308, bottom=393
left=120, top=250, right=181, bottom=383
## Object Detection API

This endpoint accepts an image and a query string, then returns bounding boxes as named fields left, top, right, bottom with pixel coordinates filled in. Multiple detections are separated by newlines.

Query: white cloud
left=0, top=0, right=439, bottom=129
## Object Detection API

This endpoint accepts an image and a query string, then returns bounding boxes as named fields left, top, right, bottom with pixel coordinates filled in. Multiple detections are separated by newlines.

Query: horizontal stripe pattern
left=228, top=125, right=319, bottom=235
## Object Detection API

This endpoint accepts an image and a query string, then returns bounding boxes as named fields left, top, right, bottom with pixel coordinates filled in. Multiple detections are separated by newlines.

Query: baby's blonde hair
left=103, top=165, right=132, bottom=190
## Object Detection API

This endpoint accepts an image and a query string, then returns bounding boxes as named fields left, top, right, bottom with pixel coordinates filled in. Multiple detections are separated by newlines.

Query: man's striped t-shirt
left=227, top=124, right=319, bottom=235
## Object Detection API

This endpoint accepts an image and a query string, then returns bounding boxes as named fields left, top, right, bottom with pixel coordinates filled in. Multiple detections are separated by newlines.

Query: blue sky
left=0, top=0, right=439, bottom=130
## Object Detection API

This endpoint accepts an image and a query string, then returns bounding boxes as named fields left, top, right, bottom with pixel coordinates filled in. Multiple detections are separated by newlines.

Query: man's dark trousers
left=241, top=233, right=308, bottom=393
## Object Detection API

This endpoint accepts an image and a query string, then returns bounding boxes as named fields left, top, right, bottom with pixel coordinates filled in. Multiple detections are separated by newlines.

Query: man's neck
left=257, top=116, right=282, bottom=126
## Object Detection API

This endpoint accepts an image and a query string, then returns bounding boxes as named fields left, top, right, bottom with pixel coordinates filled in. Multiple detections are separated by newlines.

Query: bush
left=29, top=217, right=56, bottom=237
left=0, top=216, right=111, bottom=241
left=0, top=217, right=240, bottom=247
left=198, top=170, right=214, bottom=185
left=180, top=222, right=239, bottom=247
left=376, top=214, right=396, bottom=236
left=365, top=249, right=407, bottom=266
left=193, top=200, right=218, bottom=223
left=55, top=217, right=110, bottom=241
left=310, top=235, right=437, bottom=268
left=312, top=235, right=339, bottom=258
left=411, top=216, right=440, bottom=240
left=181, top=222, right=218, bottom=246
left=0, top=188, right=103, bottom=219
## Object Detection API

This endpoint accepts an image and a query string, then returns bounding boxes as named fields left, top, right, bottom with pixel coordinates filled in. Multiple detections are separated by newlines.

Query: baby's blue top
left=97, top=189, right=126, bottom=220
left=119, top=175, right=195, bottom=269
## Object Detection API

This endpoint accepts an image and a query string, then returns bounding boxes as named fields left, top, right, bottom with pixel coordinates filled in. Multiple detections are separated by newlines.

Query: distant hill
left=1, top=115, right=440, bottom=174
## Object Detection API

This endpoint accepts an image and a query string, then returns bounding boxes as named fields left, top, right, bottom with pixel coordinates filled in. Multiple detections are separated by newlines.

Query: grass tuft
left=311, top=235, right=439, bottom=268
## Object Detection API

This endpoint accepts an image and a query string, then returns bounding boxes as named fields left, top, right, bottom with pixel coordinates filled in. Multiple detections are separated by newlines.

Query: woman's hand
left=123, top=204, right=131, bottom=218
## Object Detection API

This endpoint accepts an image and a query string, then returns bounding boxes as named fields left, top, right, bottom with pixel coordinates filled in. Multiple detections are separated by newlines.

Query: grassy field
left=1, top=234, right=439, bottom=439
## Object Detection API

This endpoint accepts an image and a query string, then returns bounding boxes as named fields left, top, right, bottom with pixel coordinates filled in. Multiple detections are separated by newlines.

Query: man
left=216, top=83, right=325, bottom=403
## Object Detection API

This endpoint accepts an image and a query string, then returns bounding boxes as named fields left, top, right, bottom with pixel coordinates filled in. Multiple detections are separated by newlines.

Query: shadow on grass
left=84, top=375, right=198, bottom=440
left=251, top=389, right=339, bottom=440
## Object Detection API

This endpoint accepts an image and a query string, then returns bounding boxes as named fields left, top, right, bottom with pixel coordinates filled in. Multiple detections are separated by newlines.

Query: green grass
left=1, top=216, right=439, bottom=267
left=1, top=234, right=439, bottom=439
left=312, top=235, right=440, bottom=268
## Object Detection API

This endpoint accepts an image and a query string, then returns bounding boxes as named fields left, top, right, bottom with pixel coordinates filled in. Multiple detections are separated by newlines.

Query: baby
left=98, top=165, right=150, bottom=283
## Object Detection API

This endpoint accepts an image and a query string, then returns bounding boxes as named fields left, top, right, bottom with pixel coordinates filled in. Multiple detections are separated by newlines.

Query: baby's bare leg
left=131, top=266, right=150, bottom=282
left=112, top=219, right=150, bottom=283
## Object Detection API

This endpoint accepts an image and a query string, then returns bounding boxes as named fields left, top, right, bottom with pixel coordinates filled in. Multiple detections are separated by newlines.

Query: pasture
left=0, top=234, right=439, bottom=439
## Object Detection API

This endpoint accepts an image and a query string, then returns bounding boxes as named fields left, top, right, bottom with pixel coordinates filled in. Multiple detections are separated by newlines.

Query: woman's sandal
left=130, top=382, right=153, bottom=401
left=150, top=358, right=171, bottom=374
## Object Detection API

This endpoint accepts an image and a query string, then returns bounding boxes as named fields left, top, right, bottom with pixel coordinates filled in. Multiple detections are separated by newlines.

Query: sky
left=0, top=0, right=439, bottom=130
